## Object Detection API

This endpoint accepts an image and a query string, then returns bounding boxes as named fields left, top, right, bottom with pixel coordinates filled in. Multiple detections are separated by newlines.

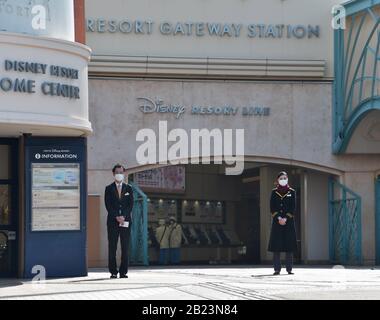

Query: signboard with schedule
left=31, top=163, right=80, bottom=231
left=24, top=137, right=87, bottom=278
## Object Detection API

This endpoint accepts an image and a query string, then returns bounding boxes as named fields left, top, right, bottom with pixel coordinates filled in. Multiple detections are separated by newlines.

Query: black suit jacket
left=104, top=182, right=134, bottom=226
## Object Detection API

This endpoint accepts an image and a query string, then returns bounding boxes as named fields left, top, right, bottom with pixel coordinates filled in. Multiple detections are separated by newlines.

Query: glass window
left=0, top=185, right=11, bottom=225
left=0, top=145, right=10, bottom=180
left=147, top=198, right=177, bottom=222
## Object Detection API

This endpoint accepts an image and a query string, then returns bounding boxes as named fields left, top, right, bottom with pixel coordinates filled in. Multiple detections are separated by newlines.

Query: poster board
left=181, top=200, right=224, bottom=224
left=31, top=163, right=80, bottom=231
left=134, top=166, right=185, bottom=194
left=147, top=198, right=178, bottom=222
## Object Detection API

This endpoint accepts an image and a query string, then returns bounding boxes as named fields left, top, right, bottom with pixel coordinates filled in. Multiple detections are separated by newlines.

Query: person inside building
left=268, top=171, right=297, bottom=275
left=104, top=164, right=134, bottom=279
left=168, top=216, right=183, bottom=265
left=155, top=218, right=170, bottom=265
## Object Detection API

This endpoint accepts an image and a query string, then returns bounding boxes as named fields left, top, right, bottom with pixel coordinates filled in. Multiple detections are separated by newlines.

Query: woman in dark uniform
left=268, top=171, right=297, bottom=275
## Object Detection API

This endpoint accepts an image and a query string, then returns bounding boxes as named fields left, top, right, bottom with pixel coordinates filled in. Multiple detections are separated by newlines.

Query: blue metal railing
left=129, top=182, right=149, bottom=266
left=328, top=178, right=362, bottom=265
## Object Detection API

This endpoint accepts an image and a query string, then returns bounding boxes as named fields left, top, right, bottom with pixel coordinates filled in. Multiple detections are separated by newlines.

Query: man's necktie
left=117, top=184, right=122, bottom=198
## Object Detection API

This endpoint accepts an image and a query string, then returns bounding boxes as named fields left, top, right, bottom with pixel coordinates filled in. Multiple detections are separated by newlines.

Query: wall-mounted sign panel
left=134, top=166, right=185, bottom=194
left=24, top=138, right=87, bottom=278
left=31, top=163, right=80, bottom=231
left=137, top=96, right=270, bottom=119
left=0, top=32, right=92, bottom=137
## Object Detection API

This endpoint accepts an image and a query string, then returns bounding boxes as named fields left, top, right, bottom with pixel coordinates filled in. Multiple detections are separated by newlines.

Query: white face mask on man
left=114, top=173, right=125, bottom=182
left=278, top=178, right=288, bottom=187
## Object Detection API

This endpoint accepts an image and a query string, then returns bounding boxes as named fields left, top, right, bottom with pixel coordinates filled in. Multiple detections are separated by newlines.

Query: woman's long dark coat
left=268, top=187, right=298, bottom=252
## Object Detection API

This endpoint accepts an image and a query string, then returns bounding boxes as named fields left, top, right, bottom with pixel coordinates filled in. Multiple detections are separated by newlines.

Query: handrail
left=328, top=178, right=362, bottom=265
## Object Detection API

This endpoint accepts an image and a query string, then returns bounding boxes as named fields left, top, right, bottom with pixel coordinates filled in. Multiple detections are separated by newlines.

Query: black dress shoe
left=110, top=274, right=117, bottom=279
left=287, top=271, right=294, bottom=275
left=273, top=271, right=280, bottom=275
left=119, top=274, right=128, bottom=278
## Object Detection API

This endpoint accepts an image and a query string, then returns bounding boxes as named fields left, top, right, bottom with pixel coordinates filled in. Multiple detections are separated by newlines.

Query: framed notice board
left=134, top=166, right=185, bottom=194
left=31, top=163, right=80, bottom=231
left=24, top=137, right=87, bottom=278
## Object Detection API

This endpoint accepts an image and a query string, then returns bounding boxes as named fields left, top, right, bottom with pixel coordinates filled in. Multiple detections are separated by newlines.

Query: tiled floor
left=1, top=266, right=380, bottom=300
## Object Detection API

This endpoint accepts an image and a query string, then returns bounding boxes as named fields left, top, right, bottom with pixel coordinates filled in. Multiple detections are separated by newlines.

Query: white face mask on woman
left=278, top=178, right=288, bottom=187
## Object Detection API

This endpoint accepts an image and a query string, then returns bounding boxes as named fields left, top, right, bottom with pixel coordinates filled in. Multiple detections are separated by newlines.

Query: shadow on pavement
left=251, top=274, right=295, bottom=278
left=0, top=280, right=23, bottom=289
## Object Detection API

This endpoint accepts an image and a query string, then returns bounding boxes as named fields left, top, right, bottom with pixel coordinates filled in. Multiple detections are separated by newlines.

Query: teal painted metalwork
left=376, top=176, right=380, bottom=264
left=129, top=182, right=149, bottom=266
left=333, top=0, right=380, bottom=153
left=328, top=178, right=362, bottom=265
left=345, top=0, right=380, bottom=16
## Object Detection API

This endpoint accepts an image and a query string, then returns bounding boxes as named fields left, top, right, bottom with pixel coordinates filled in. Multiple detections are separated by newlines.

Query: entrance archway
left=128, top=161, right=334, bottom=266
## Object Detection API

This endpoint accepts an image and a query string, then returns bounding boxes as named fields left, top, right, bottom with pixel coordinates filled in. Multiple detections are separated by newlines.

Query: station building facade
left=2, top=0, right=380, bottom=279
left=84, top=0, right=380, bottom=267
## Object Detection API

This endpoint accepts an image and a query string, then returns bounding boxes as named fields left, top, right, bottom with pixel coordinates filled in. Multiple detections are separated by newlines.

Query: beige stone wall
left=347, top=111, right=380, bottom=154
left=87, top=77, right=380, bottom=265
left=88, top=78, right=380, bottom=173
left=85, top=0, right=341, bottom=79
left=302, top=170, right=330, bottom=263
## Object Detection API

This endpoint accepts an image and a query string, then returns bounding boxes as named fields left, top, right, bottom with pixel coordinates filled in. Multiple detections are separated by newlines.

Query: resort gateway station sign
left=87, top=18, right=320, bottom=39
left=0, top=59, right=81, bottom=99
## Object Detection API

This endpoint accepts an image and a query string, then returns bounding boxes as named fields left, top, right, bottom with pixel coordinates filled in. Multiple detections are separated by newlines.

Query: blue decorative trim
left=333, top=2, right=380, bottom=153
left=328, top=177, right=362, bottom=265
left=344, top=0, right=380, bottom=16
left=129, top=182, right=149, bottom=266
left=334, top=97, right=380, bottom=153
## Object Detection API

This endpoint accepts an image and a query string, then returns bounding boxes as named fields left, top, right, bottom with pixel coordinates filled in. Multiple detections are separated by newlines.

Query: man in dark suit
left=104, top=164, right=134, bottom=279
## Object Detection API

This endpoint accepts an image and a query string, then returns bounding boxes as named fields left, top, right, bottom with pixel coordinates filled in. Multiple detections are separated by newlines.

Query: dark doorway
left=0, top=139, right=18, bottom=277
left=236, top=179, right=261, bottom=264
left=294, top=186, right=302, bottom=263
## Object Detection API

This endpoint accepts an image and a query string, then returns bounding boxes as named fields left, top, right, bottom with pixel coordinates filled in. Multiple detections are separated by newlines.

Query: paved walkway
left=1, top=266, right=380, bottom=300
